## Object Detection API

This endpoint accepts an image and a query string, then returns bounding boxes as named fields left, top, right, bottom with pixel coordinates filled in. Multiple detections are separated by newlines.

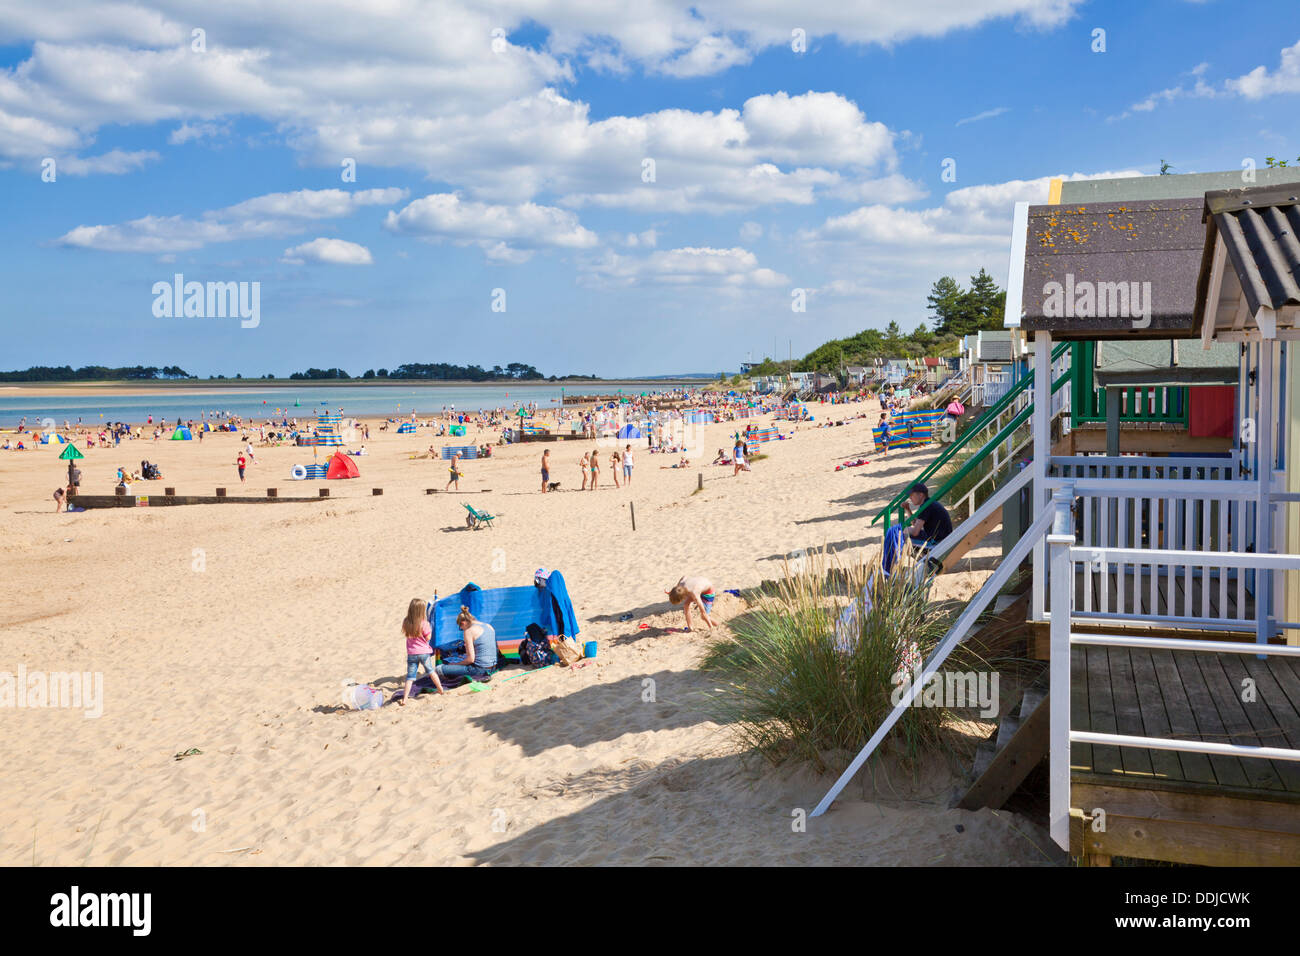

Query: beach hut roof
left=1020, top=196, right=1206, bottom=339
left=1194, top=182, right=1300, bottom=336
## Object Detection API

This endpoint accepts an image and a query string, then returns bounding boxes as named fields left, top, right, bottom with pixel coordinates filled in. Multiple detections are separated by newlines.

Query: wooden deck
left=1069, top=644, right=1300, bottom=865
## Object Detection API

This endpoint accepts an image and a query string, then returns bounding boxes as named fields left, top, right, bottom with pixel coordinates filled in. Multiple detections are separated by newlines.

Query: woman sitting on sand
left=436, top=607, right=499, bottom=683
left=713, top=448, right=729, bottom=465
left=667, top=575, right=716, bottom=632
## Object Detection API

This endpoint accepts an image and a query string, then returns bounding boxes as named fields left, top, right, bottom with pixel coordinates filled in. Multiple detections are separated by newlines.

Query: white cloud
left=0, top=5, right=1073, bottom=203
left=169, top=121, right=229, bottom=144
left=804, top=170, right=1144, bottom=250
left=581, top=245, right=788, bottom=288
left=57, top=148, right=158, bottom=175
left=739, top=221, right=762, bottom=242
left=1227, top=39, right=1300, bottom=99
left=955, top=106, right=1009, bottom=127
left=282, top=237, right=373, bottom=265
left=384, top=193, right=598, bottom=260
left=657, top=35, right=752, bottom=77
left=57, top=186, right=408, bottom=252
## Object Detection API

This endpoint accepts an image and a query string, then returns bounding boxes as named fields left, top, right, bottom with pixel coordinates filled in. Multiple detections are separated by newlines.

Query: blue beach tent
left=616, top=424, right=641, bottom=439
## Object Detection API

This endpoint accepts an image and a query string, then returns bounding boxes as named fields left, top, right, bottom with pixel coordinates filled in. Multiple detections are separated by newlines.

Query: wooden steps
left=957, top=671, right=1050, bottom=811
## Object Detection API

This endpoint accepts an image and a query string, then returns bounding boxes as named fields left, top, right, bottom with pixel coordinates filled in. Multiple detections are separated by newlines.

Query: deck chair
left=464, top=502, right=497, bottom=529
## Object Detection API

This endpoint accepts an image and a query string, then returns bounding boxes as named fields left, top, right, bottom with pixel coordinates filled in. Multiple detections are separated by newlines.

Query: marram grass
left=702, top=547, right=975, bottom=773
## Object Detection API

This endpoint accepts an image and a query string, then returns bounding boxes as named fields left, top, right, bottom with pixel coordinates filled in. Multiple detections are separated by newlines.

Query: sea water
left=1, top=382, right=673, bottom=428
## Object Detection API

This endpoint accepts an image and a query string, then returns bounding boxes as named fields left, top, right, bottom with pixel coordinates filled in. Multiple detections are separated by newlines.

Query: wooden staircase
left=957, top=669, right=1049, bottom=810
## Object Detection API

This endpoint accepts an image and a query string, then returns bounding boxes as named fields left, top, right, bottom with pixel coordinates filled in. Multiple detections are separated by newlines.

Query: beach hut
left=617, top=424, right=642, bottom=439
left=396, top=422, right=417, bottom=434
left=326, top=451, right=360, bottom=480
left=169, top=427, right=193, bottom=440
left=427, top=572, right=579, bottom=662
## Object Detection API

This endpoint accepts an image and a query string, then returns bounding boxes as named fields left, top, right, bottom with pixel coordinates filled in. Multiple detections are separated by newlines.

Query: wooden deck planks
left=1084, top=645, right=1124, bottom=775
left=1106, top=647, right=1155, bottom=778
left=1214, top=654, right=1300, bottom=793
left=1126, top=650, right=1185, bottom=783
left=1069, top=647, right=1093, bottom=772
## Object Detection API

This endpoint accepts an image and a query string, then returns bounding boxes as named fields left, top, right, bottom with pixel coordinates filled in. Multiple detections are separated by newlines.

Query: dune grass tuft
left=702, top=547, right=976, bottom=773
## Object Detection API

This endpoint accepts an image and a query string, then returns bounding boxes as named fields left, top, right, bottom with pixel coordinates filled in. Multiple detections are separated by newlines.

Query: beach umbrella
left=58, top=443, right=84, bottom=460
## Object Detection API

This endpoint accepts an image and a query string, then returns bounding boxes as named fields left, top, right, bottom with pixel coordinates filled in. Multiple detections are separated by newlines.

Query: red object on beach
left=326, top=451, right=360, bottom=479
left=946, top=401, right=965, bottom=416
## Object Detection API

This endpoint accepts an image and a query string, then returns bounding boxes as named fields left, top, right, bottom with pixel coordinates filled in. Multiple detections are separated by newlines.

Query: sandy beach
left=0, top=401, right=1060, bottom=865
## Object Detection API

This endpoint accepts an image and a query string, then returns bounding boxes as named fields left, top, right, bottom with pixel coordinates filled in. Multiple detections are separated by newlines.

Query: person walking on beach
left=236, top=452, right=247, bottom=485
left=667, top=575, right=717, bottom=632
left=446, top=453, right=462, bottom=491
left=578, top=452, right=589, bottom=490
left=589, top=448, right=600, bottom=490
left=732, top=436, right=750, bottom=476
left=399, top=597, right=444, bottom=706
left=540, top=448, right=551, bottom=493
left=623, top=444, right=634, bottom=485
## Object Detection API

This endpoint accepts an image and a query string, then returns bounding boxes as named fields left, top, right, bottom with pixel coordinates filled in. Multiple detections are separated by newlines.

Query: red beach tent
left=326, top=451, right=360, bottom=479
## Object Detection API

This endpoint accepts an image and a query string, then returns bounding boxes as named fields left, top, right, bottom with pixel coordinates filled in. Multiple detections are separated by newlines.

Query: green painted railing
left=1069, top=341, right=1188, bottom=427
left=872, top=342, right=1069, bottom=528
left=886, top=362, right=1073, bottom=531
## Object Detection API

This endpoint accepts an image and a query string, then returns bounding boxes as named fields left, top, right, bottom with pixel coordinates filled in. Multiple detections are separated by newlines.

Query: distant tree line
left=2, top=362, right=604, bottom=383
left=0, top=365, right=193, bottom=382
left=745, top=268, right=1007, bottom=376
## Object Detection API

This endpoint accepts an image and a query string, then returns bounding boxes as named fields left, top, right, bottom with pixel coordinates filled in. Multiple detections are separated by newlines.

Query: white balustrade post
left=1048, top=484, right=1075, bottom=850
left=1032, top=331, right=1052, bottom=622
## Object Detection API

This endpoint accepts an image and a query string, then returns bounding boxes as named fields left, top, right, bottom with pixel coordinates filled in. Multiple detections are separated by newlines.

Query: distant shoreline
left=1, top=378, right=707, bottom=398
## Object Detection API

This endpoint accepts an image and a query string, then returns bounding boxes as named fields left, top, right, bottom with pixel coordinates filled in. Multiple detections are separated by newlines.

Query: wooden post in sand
left=630, top=501, right=636, bottom=531
left=319, top=488, right=329, bottom=498
left=267, top=488, right=277, bottom=498
left=165, top=487, right=176, bottom=496
left=216, top=488, right=226, bottom=497
left=372, top=488, right=383, bottom=496
left=698, top=473, right=703, bottom=492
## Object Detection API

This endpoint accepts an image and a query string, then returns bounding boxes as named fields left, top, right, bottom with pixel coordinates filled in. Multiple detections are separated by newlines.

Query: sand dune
left=0, top=403, right=1060, bottom=865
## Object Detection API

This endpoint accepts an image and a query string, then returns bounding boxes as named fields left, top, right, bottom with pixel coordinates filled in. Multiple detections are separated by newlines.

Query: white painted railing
left=1041, top=471, right=1262, bottom=630
left=1047, top=484, right=1300, bottom=850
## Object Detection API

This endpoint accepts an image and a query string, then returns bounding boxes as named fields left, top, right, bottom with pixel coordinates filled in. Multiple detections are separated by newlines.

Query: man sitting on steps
left=902, top=481, right=953, bottom=558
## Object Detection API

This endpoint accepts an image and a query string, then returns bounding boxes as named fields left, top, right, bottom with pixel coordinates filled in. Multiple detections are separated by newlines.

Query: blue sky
left=1, top=0, right=1297, bottom=377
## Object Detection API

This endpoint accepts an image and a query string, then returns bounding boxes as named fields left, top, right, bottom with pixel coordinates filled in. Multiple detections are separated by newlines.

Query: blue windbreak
left=427, top=574, right=579, bottom=648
